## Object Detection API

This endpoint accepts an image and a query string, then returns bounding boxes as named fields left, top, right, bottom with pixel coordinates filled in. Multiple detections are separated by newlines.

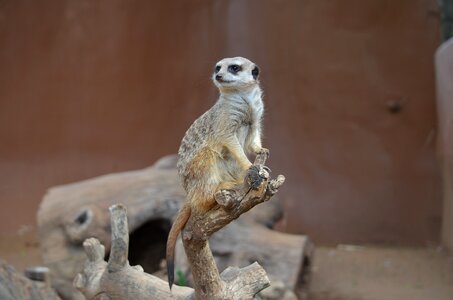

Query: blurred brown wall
left=0, top=0, right=441, bottom=244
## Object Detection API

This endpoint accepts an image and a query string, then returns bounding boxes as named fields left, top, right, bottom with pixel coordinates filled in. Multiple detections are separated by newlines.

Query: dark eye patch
left=252, top=66, right=260, bottom=80
left=215, top=65, right=221, bottom=73
left=228, top=64, right=242, bottom=74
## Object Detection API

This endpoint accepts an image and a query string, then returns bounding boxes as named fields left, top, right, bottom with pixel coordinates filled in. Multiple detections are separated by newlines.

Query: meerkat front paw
left=256, top=147, right=270, bottom=159
left=262, top=165, right=272, bottom=173
left=246, top=165, right=270, bottom=189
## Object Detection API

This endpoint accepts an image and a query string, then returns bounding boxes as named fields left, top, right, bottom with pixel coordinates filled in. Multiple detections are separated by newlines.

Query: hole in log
left=128, top=219, right=172, bottom=273
left=75, top=210, right=89, bottom=225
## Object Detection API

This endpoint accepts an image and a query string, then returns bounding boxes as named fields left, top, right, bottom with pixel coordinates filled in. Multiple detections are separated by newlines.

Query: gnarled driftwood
left=38, top=154, right=311, bottom=299
left=75, top=152, right=284, bottom=299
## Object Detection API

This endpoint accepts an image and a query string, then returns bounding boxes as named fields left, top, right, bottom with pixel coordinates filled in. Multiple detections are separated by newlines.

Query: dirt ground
left=305, top=245, right=453, bottom=300
left=1, top=232, right=453, bottom=300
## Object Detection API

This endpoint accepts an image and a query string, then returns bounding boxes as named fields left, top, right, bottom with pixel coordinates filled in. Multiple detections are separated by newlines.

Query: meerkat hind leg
left=214, top=181, right=242, bottom=209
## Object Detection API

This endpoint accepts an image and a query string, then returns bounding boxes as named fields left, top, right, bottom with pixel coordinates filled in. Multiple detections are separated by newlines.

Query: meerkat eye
left=252, top=66, right=260, bottom=80
left=215, top=65, right=221, bottom=73
left=228, top=64, right=242, bottom=74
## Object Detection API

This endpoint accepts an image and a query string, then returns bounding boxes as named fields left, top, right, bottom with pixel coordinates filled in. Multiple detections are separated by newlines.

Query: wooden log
left=74, top=205, right=194, bottom=300
left=38, top=155, right=185, bottom=299
left=37, top=155, right=313, bottom=299
left=175, top=221, right=313, bottom=294
left=74, top=204, right=271, bottom=299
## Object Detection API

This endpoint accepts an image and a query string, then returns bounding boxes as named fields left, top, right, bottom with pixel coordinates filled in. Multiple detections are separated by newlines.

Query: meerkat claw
left=258, top=147, right=270, bottom=159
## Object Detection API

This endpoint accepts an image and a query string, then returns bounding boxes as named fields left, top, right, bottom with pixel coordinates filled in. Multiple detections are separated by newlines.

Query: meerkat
left=166, top=56, right=268, bottom=289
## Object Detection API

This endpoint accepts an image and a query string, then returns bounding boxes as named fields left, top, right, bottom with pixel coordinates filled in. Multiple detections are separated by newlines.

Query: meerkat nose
left=215, top=75, right=223, bottom=81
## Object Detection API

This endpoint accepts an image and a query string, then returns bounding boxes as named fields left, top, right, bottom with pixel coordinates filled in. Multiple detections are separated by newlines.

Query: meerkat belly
left=236, top=124, right=250, bottom=149
left=215, top=124, right=251, bottom=182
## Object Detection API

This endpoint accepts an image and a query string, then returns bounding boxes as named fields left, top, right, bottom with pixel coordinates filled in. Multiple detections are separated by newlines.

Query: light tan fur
left=166, top=57, right=267, bottom=289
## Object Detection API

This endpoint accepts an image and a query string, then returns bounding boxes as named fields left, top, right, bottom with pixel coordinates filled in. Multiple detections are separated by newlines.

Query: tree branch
left=107, top=205, right=129, bottom=272
left=182, top=152, right=285, bottom=299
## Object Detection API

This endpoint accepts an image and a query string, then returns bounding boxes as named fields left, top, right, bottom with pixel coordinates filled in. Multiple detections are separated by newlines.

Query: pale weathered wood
left=38, top=154, right=312, bottom=299
left=74, top=204, right=193, bottom=300
left=74, top=204, right=272, bottom=300
left=38, top=156, right=185, bottom=299
left=175, top=221, right=313, bottom=295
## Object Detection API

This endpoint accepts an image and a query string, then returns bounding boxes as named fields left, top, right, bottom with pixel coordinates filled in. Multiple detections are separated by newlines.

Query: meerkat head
left=212, top=57, right=260, bottom=93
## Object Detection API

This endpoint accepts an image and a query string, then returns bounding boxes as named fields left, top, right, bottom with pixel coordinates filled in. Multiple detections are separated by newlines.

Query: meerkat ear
left=252, top=65, right=260, bottom=80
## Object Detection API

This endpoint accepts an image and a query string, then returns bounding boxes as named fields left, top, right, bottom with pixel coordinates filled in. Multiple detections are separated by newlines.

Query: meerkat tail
left=166, top=203, right=191, bottom=290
